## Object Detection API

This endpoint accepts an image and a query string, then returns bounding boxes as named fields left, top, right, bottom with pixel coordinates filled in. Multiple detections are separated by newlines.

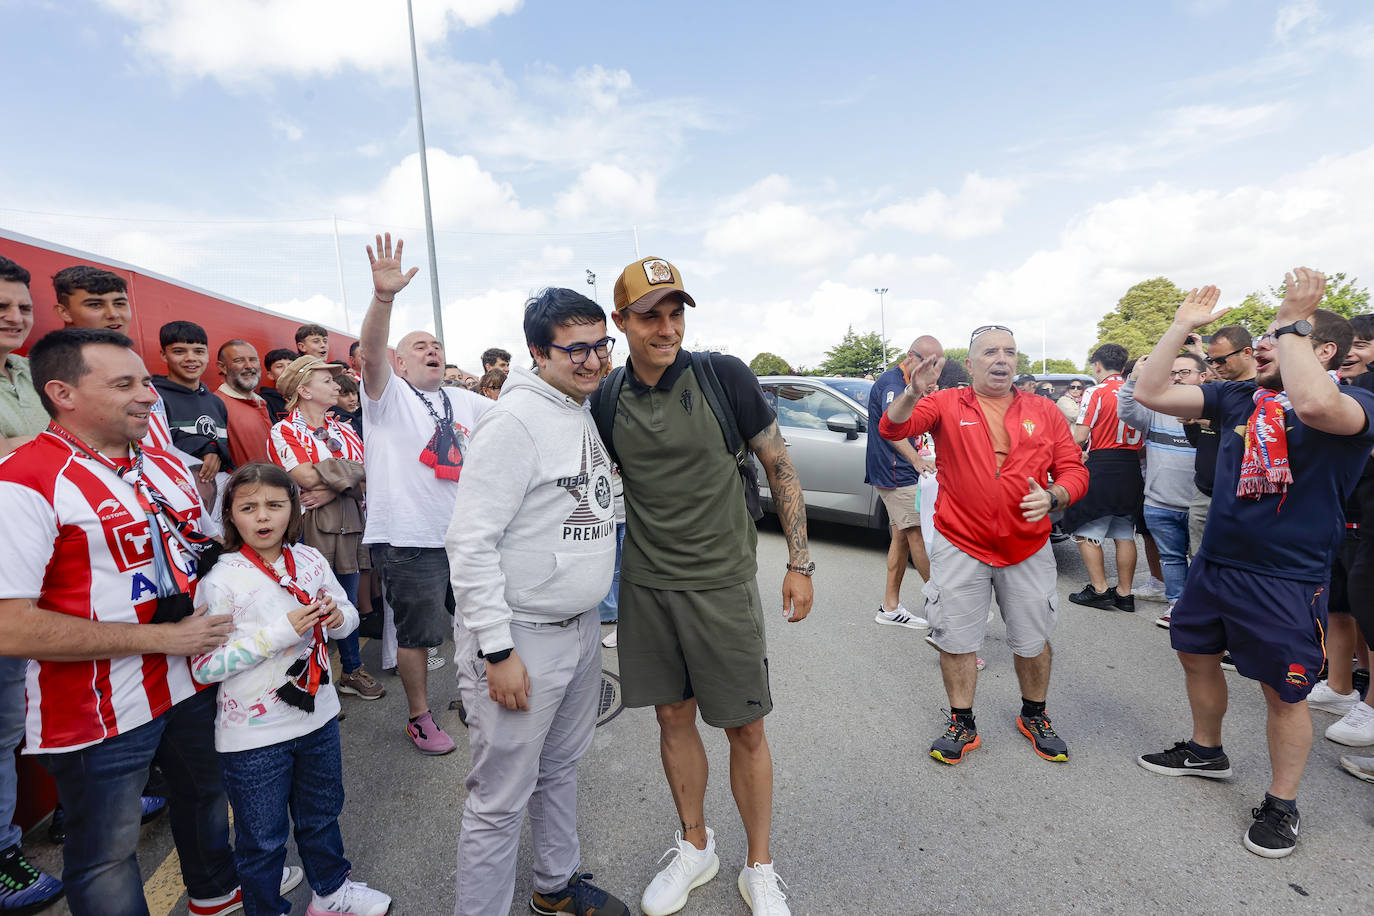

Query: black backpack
left=595, top=351, right=764, bottom=522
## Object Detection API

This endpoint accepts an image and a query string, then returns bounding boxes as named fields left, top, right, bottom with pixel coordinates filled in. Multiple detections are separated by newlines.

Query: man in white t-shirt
left=359, top=233, right=492, bottom=755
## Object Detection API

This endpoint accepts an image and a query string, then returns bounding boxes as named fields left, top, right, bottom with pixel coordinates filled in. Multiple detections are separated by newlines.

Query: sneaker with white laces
left=1155, top=602, right=1174, bottom=630
left=1307, top=680, right=1360, bottom=716
left=189, top=866, right=304, bottom=916
left=305, top=878, right=391, bottom=916
left=1135, top=578, right=1167, bottom=601
left=874, top=604, right=928, bottom=629
left=737, top=862, right=790, bottom=915
left=1339, top=753, right=1374, bottom=782
left=1325, top=702, right=1374, bottom=746
left=640, top=829, right=718, bottom=916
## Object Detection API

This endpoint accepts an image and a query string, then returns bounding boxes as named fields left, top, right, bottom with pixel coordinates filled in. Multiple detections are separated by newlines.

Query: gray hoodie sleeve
left=1116, top=378, right=1153, bottom=433
left=444, top=410, right=539, bottom=655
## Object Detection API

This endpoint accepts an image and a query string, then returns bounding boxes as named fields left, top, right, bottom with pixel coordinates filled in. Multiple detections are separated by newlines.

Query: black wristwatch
left=479, top=648, right=513, bottom=664
left=786, top=561, right=815, bottom=577
left=1274, top=319, right=1313, bottom=339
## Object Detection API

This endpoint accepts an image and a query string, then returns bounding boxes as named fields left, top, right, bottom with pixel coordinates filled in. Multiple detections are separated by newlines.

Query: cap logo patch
left=643, top=259, right=674, bottom=285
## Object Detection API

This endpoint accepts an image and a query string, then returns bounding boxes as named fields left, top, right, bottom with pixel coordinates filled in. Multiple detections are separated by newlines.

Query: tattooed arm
left=750, top=420, right=814, bottom=622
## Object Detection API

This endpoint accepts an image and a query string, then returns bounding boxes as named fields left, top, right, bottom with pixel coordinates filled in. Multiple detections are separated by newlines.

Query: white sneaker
left=1308, top=680, right=1360, bottom=716
left=306, top=879, right=391, bottom=916
left=602, top=627, right=618, bottom=648
left=189, top=866, right=303, bottom=915
left=738, top=862, right=791, bottom=915
left=1326, top=702, right=1374, bottom=746
left=1135, top=577, right=1168, bottom=601
left=874, top=604, right=928, bottom=629
left=1155, top=601, right=1174, bottom=630
left=641, top=828, right=719, bottom=916
left=1340, top=753, right=1374, bottom=783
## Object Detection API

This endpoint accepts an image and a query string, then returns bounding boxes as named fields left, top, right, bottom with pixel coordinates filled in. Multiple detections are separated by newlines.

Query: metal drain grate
left=597, top=669, right=624, bottom=727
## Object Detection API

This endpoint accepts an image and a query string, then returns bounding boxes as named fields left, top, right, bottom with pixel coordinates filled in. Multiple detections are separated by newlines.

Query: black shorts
left=371, top=544, right=455, bottom=649
left=1345, top=535, right=1374, bottom=652
left=1329, top=530, right=1360, bottom=615
left=1170, top=556, right=1328, bottom=704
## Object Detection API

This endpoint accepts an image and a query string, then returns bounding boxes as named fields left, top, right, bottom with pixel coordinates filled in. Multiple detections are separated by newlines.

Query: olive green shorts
left=617, top=578, right=772, bottom=728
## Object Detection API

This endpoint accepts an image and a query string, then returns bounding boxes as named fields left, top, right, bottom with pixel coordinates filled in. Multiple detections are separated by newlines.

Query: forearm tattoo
left=751, top=422, right=810, bottom=562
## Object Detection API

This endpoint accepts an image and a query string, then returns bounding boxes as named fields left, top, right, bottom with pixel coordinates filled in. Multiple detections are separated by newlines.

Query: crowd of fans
left=0, top=240, right=1371, bottom=915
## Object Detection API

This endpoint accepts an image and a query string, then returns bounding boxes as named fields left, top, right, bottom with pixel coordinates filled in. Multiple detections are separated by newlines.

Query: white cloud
left=555, top=164, right=658, bottom=222
left=844, top=252, right=954, bottom=284
left=966, top=143, right=1374, bottom=360
left=1068, top=103, right=1287, bottom=173
left=98, top=0, right=523, bottom=84
left=703, top=202, right=859, bottom=265
left=337, top=149, right=543, bottom=232
left=1275, top=0, right=1325, bottom=41
left=271, top=117, right=303, bottom=142
left=263, top=293, right=346, bottom=330
left=864, top=173, right=1022, bottom=240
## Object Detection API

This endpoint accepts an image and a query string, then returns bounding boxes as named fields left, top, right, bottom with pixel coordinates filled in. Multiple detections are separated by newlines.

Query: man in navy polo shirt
left=1132, top=269, right=1374, bottom=859
left=865, top=336, right=943, bottom=628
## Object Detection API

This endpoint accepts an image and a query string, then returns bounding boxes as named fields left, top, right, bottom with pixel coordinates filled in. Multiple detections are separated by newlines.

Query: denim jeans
left=0, top=655, right=28, bottom=850
left=40, top=687, right=237, bottom=916
left=597, top=523, right=625, bottom=623
left=1143, top=504, right=1191, bottom=602
left=335, top=571, right=362, bottom=673
left=218, top=718, right=349, bottom=916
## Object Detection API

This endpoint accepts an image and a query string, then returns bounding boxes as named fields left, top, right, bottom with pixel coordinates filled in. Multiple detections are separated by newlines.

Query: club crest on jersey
left=1285, top=664, right=1309, bottom=687
left=681, top=388, right=694, bottom=414
left=1022, top=419, right=1036, bottom=435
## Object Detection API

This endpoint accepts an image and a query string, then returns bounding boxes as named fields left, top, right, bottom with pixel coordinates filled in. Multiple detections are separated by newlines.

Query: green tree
left=1205, top=271, right=1370, bottom=336
left=748, top=352, right=793, bottom=375
left=1088, top=277, right=1186, bottom=361
left=946, top=346, right=1034, bottom=373
left=1040, top=357, right=1083, bottom=373
left=818, top=326, right=898, bottom=376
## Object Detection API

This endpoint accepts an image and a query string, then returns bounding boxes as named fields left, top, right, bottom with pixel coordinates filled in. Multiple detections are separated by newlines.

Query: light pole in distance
left=586, top=269, right=598, bottom=303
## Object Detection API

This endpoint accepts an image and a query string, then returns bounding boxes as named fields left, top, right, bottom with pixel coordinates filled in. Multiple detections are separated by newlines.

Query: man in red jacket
left=882, top=325, right=1088, bottom=765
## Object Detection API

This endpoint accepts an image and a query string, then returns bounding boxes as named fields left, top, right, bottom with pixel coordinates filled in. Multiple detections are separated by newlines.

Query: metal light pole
left=586, top=269, right=598, bottom=303
left=873, top=287, right=888, bottom=355
left=407, top=0, right=445, bottom=348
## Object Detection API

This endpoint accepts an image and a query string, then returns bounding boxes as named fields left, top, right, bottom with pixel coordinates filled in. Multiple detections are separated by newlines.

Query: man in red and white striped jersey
left=0, top=328, right=258, bottom=915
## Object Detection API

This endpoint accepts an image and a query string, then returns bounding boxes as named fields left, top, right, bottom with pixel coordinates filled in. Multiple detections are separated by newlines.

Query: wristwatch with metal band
left=786, top=561, right=816, bottom=577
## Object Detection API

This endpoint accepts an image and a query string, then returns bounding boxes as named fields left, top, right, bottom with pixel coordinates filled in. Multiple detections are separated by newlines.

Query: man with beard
left=1135, top=272, right=1374, bottom=859
left=216, top=339, right=274, bottom=466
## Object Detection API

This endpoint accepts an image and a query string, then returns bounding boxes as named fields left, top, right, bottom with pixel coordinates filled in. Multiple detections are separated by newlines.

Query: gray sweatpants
left=453, top=608, right=601, bottom=916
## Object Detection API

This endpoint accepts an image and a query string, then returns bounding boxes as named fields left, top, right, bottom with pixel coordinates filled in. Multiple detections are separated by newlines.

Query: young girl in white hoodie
left=192, top=463, right=390, bottom=916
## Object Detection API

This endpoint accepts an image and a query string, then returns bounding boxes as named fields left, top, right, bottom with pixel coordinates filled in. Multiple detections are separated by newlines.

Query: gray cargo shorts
left=922, top=530, right=1058, bottom=657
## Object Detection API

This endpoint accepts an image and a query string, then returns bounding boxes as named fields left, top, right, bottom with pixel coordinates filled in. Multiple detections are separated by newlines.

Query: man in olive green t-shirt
left=594, top=257, right=813, bottom=916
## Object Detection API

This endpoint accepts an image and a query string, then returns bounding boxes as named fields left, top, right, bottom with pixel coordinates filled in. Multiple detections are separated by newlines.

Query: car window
left=772, top=384, right=854, bottom=430
left=823, top=378, right=872, bottom=403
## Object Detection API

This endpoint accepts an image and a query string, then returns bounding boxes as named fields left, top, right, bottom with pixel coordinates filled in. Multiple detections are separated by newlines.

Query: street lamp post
left=873, top=287, right=888, bottom=354
left=586, top=269, right=598, bottom=303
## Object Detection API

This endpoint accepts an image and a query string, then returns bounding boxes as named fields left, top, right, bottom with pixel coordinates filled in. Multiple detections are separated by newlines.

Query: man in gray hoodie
left=446, top=288, right=630, bottom=916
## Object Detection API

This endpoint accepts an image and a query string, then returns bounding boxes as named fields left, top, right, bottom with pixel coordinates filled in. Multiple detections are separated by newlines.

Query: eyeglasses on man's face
left=1169, top=368, right=1199, bottom=379
left=1205, top=347, right=1245, bottom=366
left=548, top=336, right=616, bottom=365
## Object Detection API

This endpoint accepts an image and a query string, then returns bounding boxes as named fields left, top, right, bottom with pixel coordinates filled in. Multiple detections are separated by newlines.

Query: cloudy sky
left=3, top=0, right=1372, bottom=369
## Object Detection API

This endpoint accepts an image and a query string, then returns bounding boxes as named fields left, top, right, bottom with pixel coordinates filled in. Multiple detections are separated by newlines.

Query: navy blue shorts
left=1170, top=556, right=1328, bottom=704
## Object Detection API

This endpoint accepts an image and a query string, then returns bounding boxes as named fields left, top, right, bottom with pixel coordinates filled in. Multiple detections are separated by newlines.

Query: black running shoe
left=1017, top=713, right=1069, bottom=762
left=531, top=872, right=629, bottom=915
left=1244, top=797, right=1299, bottom=858
left=1355, top=667, right=1370, bottom=698
left=1137, top=741, right=1232, bottom=778
left=1220, top=653, right=1237, bottom=672
left=1113, top=591, right=1136, bottom=613
left=1068, top=584, right=1118, bottom=610
left=930, top=713, right=980, bottom=765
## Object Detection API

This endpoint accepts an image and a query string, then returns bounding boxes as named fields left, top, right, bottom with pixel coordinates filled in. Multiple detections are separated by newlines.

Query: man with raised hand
left=1133, top=271, right=1374, bottom=859
left=594, top=257, right=812, bottom=916
left=882, top=325, right=1088, bottom=766
left=448, top=288, right=629, bottom=916
left=358, top=233, right=491, bottom=756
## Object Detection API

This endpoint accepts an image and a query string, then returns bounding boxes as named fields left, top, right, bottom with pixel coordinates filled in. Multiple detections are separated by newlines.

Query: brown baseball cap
left=612, top=257, right=698, bottom=313
left=279, top=354, right=346, bottom=408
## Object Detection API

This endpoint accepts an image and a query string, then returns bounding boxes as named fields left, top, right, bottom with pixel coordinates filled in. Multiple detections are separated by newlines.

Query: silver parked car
left=753, top=375, right=886, bottom=529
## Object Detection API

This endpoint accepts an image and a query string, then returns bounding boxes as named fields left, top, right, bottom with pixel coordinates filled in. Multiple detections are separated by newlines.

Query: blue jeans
left=40, top=687, right=236, bottom=916
left=0, top=655, right=28, bottom=850
left=1143, top=504, right=1190, bottom=602
left=335, top=571, right=362, bottom=673
left=218, top=719, right=349, bottom=916
left=597, top=523, right=625, bottom=623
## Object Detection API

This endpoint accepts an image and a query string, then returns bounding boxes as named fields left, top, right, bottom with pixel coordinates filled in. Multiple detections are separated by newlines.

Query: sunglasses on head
left=968, top=324, right=1013, bottom=349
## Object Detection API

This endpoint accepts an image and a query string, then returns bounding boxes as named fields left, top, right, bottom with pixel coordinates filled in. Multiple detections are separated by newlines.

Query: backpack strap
left=593, top=366, right=625, bottom=465
left=690, top=351, right=764, bottom=521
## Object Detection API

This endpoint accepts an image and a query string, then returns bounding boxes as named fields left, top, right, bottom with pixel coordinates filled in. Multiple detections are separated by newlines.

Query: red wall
left=1, top=231, right=356, bottom=369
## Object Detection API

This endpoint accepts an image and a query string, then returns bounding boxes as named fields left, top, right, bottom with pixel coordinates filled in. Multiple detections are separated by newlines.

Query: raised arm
left=1134, top=286, right=1221, bottom=418
left=750, top=420, right=813, bottom=622
left=1271, top=267, right=1369, bottom=435
left=359, top=232, right=419, bottom=399
left=884, top=350, right=945, bottom=424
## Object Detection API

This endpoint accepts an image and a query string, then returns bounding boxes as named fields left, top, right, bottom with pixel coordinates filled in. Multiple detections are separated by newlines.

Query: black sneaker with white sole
left=1137, top=740, right=1232, bottom=778
left=1244, top=797, right=1299, bottom=858
left=1068, top=584, right=1118, bottom=610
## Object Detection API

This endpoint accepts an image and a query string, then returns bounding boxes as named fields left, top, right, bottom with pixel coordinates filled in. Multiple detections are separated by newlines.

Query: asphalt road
left=25, top=519, right=1374, bottom=915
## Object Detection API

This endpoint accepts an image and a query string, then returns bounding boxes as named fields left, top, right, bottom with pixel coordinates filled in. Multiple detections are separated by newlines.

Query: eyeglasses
left=1066, top=384, right=1084, bottom=391
left=1169, top=368, right=1199, bottom=379
left=1205, top=347, right=1245, bottom=366
left=548, top=336, right=616, bottom=365
left=969, top=325, right=1013, bottom=349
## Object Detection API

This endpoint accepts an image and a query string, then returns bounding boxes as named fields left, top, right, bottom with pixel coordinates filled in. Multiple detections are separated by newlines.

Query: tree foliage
left=1038, top=357, right=1084, bottom=374
left=945, top=346, right=1033, bottom=373
left=818, top=326, right=899, bottom=377
left=1204, top=272, right=1370, bottom=336
left=1089, top=277, right=1185, bottom=360
left=748, top=352, right=793, bottom=375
